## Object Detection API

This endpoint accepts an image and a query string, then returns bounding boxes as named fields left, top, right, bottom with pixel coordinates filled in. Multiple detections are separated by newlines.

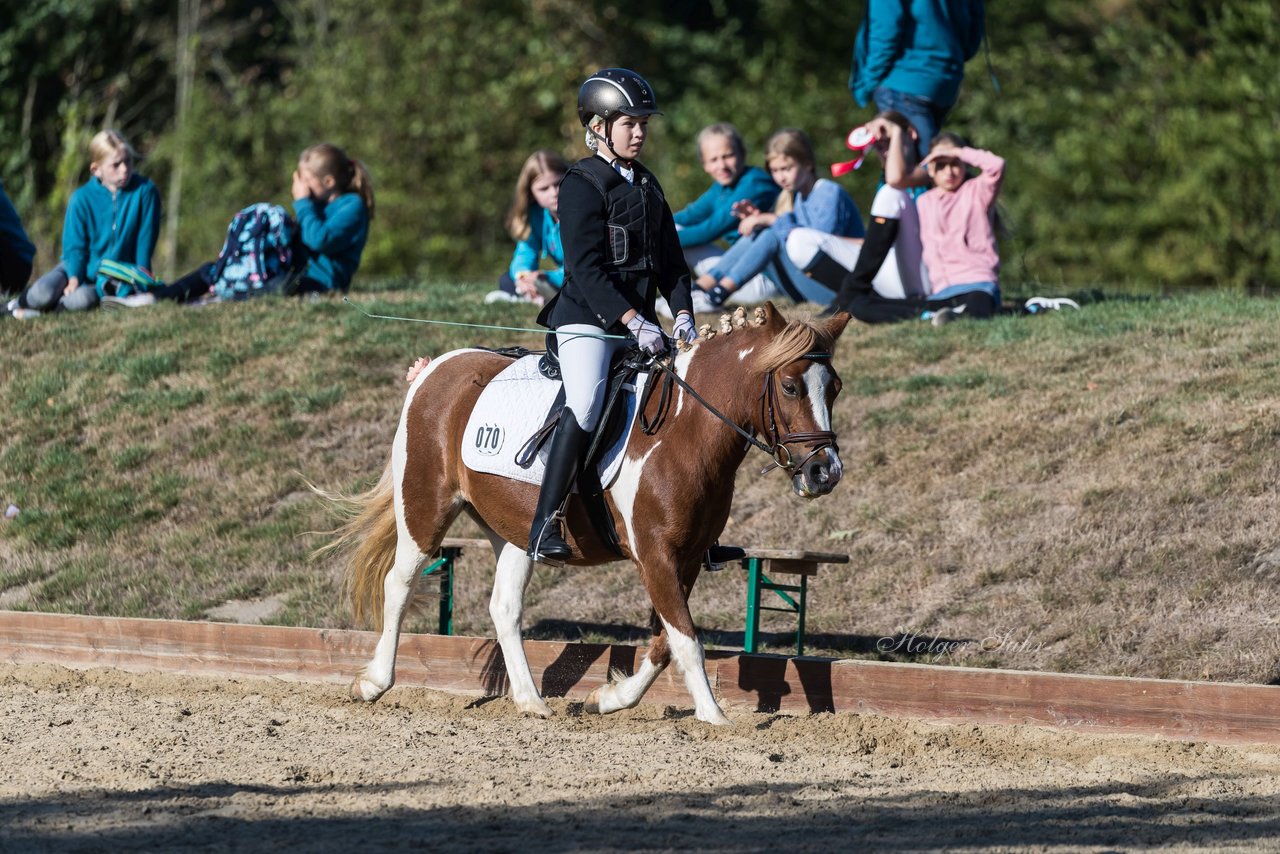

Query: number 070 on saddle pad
left=461, top=354, right=648, bottom=489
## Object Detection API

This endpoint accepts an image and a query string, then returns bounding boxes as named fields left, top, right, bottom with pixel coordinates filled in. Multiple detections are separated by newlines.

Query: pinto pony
left=325, top=302, right=851, bottom=724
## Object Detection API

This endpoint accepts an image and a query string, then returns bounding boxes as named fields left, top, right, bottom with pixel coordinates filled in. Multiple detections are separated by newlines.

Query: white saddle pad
left=461, top=354, right=648, bottom=489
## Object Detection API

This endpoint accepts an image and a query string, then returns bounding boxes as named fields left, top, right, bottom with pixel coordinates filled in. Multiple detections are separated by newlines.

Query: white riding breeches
left=556, top=324, right=631, bottom=432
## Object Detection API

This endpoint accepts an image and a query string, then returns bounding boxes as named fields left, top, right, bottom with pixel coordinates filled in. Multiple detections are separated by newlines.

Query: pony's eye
left=781, top=380, right=799, bottom=396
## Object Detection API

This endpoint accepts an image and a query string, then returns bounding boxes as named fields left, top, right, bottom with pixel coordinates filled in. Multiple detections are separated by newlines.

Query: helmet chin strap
left=591, top=118, right=634, bottom=169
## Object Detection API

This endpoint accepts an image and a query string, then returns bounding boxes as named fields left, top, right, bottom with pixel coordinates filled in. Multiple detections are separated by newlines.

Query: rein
left=644, top=351, right=838, bottom=474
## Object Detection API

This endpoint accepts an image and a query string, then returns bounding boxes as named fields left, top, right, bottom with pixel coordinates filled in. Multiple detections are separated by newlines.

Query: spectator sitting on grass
left=143, top=142, right=374, bottom=305
left=0, top=179, right=36, bottom=298
left=5, top=130, right=160, bottom=318
left=689, top=128, right=865, bottom=311
left=485, top=149, right=569, bottom=306
left=819, top=131, right=1006, bottom=326
left=672, top=122, right=779, bottom=276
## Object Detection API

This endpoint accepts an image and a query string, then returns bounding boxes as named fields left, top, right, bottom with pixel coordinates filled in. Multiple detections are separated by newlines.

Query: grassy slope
left=2, top=286, right=1278, bottom=684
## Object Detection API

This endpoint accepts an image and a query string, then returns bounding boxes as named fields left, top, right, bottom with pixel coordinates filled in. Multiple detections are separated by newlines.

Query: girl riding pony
left=528, top=68, right=697, bottom=565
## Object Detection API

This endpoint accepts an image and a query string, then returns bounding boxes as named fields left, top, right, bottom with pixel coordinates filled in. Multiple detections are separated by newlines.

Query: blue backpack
left=210, top=203, right=303, bottom=300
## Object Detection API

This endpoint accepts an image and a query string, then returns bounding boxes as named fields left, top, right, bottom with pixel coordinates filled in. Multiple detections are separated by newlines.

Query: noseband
left=757, top=354, right=839, bottom=474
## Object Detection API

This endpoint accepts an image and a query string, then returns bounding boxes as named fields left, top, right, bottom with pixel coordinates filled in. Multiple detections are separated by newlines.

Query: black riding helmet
left=578, top=68, right=661, bottom=161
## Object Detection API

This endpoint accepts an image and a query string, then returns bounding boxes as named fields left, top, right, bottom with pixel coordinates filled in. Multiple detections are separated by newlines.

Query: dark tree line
left=2, top=0, right=1276, bottom=289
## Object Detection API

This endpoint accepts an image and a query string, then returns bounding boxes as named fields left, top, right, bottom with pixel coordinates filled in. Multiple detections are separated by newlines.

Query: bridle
left=756, top=356, right=840, bottom=474
left=642, top=349, right=839, bottom=475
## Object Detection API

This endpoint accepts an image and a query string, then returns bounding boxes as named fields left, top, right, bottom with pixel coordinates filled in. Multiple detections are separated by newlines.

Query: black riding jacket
left=538, top=154, right=693, bottom=332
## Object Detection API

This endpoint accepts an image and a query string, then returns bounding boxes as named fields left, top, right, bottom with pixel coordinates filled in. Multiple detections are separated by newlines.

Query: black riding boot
left=820, top=268, right=873, bottom=318
left=527, top=409, right=592, bottom=566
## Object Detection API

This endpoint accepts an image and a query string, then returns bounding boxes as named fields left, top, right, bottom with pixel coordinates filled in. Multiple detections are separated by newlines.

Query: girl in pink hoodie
left=819, top=131, right=1005, bottom=326
left=914, top=132, right=1004, bottom=321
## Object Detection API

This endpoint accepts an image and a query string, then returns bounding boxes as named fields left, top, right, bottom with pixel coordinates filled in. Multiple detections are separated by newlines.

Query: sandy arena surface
left=2, top=662, right=1278, bottom=853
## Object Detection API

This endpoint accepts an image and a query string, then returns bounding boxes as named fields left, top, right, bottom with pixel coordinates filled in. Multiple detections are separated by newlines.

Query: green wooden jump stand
left=733, top=548, right=849, bottom=656
left=422, top=538, right=849, bottom=656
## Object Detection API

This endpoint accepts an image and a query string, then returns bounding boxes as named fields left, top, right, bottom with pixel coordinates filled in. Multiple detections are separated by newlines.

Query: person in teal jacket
left=0, top=180, right=36, bottom=296
left=6, top=130, right=160, bottom=317
left=145, top=142, right=374, bottom=305
left=672, top=123, right=779, bottom=273
left=849, top=0, right=985, bottom=158
left=486, top=149, right=568, bottom=305
left=289, top=142, right=374, bottom=293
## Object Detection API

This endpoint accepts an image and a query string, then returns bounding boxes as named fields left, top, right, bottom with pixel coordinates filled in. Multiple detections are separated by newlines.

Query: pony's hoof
left=350, top=676, right=389, bottom=703
left=516, top=698, right=554, bottom=718
left=697, top=709, right=733, bottom=726
left=584, top=687, right=604, bottom=715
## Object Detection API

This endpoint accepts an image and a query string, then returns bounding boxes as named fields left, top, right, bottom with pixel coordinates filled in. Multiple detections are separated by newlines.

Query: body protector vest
left=566, top=156, right=668, bottom=275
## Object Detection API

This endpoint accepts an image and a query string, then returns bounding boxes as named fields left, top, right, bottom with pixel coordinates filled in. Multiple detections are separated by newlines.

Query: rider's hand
left=673, top=311, right=697, bottom=344
left=626, top=313, right=668, bottom=355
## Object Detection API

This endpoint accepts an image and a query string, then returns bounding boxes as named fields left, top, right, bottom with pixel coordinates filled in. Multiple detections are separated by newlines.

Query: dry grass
left=3, top=286, right=1279, bottom=684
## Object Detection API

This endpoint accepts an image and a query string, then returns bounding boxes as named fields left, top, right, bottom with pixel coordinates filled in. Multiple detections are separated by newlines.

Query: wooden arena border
left=1, top=610, right=1277, bottom=746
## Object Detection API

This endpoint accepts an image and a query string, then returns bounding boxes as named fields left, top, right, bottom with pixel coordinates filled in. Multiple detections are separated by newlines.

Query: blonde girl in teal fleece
left=7, top=130, right=160, bottom=317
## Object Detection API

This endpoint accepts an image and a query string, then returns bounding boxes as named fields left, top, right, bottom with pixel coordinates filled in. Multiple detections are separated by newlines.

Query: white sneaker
left=483, top=290, right=526, bottom=305
left=1024, top=296, right=1080, bottom=313
left=929, top=304, right=967, bottom=327
left=689, top=289, right=719, bottom=314
left=11, top=307, right=41, bottom=320
left=101, top=292, right=157, bottom=309
left=4, top=298, right=18, bottom=314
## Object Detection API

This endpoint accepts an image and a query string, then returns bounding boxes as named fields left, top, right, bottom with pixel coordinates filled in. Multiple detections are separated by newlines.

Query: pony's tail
left=312, top=461, right=398, bottom=631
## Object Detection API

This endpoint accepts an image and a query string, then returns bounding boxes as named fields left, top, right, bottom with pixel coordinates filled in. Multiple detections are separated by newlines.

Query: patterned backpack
left=210, top=203, right=303, bottom=300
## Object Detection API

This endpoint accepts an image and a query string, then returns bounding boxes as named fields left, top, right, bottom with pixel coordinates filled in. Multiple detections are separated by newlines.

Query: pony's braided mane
left=686, top=306, right=836, bottom=373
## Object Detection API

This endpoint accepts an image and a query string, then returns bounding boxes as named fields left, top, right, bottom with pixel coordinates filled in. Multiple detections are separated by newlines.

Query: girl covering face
left=924, top=142, right=968, bottom=192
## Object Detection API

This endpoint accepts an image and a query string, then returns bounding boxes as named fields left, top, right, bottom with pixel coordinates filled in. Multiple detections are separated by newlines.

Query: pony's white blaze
left=804, top=362, right=843, bottom=479
left=804, top=362, right=834, bottom=431
left=613, top=443, right=660, bottom=564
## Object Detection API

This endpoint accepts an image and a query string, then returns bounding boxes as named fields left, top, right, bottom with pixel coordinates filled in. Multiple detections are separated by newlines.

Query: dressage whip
left=344, top=297, right=831, bottom=473
left=343, top=297, right=630, bottom=340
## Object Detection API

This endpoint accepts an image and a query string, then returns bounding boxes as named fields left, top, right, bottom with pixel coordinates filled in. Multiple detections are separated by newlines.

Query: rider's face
left=608, top=115, right=649, bottom=160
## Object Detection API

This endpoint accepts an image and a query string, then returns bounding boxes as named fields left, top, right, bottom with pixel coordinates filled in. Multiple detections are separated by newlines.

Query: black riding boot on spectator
left=819, top=273, right=871, bottom=318
left=527, top=409, right=591, bottom=566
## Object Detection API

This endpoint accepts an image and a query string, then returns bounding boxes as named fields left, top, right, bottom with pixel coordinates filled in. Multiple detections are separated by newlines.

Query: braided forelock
left=753, top=320, right=835, bottom=374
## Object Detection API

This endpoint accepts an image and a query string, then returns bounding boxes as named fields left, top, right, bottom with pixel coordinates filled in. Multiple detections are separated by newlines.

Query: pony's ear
left=821, top=310, right=852, bottom=341
left=760, top=300, right=788, bottom=333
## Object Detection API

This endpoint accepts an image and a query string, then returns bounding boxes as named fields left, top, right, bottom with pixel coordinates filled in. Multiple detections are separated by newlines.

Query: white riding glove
left=673, top=311, right=698, bottom=344
left=626, top=313, right=668, bottom=355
